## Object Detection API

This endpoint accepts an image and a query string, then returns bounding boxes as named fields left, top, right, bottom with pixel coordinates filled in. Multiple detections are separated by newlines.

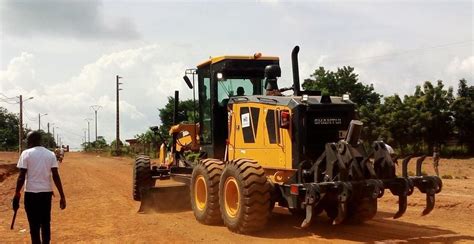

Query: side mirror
left=264, top=65, right=281, bottom=79
left=183, top=76, right=193, bottom=89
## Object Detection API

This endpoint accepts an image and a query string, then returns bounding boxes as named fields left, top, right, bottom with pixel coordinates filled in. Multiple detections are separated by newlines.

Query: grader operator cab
left=133, top=46, right=442, bottom=233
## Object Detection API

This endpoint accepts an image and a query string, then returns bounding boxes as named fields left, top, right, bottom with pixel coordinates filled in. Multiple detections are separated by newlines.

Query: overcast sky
left=0, top=0, right=472, bottom=150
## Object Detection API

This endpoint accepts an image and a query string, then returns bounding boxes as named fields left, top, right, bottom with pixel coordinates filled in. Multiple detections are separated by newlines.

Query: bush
left=440, top=146, right=469, bottom=158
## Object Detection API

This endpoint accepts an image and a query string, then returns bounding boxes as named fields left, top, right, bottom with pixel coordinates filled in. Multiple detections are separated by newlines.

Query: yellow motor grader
left=132, top=46, right=442, bottom=233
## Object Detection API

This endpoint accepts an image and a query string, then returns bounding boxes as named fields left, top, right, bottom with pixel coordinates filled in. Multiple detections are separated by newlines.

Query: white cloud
left=1, top=1, right=472, bottom=150
left=446, top=56, right=474, bottom=81
left=0, top=44, right=192, bottom=149
left=0, top=52, right=36, bottom=90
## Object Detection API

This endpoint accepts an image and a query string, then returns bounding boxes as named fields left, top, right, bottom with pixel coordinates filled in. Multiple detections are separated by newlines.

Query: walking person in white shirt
left=12, top=131, right=66, bottom=244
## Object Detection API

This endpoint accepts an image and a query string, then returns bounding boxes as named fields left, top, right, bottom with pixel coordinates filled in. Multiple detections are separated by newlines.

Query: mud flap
left=138, top=183, right=190, bottom=213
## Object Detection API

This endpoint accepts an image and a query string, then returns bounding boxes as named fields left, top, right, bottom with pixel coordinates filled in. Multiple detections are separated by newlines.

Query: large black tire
left=345, top=198, right=377, bottom=224
left=219, top=159, right=271, bottom=233
left=190, top=159, right=224, bottom=224
left=133, top=155, right=153, bottom=201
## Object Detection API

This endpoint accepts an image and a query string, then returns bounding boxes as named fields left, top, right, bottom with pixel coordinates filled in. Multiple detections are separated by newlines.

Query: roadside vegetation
left=1, top=66, right=472, bottom=157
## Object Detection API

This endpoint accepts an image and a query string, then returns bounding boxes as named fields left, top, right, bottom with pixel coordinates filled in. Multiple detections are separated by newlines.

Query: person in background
left=433, top=146, right=440, bottom=176
left=380, top=138, right=397, bottom=163
left=12, top=131, right=66, bottom=244
left=54, top=147, right=64, bottom=163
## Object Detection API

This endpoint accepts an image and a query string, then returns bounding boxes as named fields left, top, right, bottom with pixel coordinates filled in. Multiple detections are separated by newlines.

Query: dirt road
left=1, top=152, right=474, bottom=243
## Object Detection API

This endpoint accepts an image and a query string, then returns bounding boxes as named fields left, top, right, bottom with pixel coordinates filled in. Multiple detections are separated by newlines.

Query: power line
left=0, top=98, right=18, bottom=104
left=59, top=127, right=84, bottom=138
left=25, top=113, right=37, bottom=121
left=0, top=95, right=18, bottom=104
left=325, top=39, right=473, bottom=65
left=0, top=93, right=17, bottom=100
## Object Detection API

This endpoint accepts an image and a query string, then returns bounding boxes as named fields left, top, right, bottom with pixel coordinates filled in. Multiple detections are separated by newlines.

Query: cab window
left=217, top=78, right=263, bottom=106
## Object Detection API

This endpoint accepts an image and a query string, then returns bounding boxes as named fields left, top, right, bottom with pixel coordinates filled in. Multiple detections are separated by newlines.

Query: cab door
left=229, top=103, right=288, bottom=169
left=261, top=107, right=287, bottom=169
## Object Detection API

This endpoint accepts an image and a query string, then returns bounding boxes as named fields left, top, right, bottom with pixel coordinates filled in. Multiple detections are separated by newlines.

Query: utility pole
left=85, top=118, right=92, bottom=144
left=47, top=122, right=50, bottom=148
left=19, top=95, right=23, bottom=153
left=90, top=105, right=102, bottom=142
left=116, top=75, right=123, bottom=153
left=17, top=95, right=33, bottom=153
left=38, top=113, right=47, bottom=131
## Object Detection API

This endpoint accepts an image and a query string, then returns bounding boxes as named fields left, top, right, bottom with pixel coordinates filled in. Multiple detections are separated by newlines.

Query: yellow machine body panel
left=197, top=55, right=279, bottom=68
left=228, top=102, right=292, bottom=170
left=169, top=123, right=200, bottom=152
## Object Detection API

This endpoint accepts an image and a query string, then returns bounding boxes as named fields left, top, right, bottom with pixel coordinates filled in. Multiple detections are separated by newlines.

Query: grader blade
left=138, top=183, right=190, bottom=213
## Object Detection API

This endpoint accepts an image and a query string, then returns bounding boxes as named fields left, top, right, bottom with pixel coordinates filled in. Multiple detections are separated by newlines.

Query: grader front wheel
left=219, top=159, right=271, bottom=233
left=132, top=156, right=153, bottom=201
left=190, top=159, right=224, bottom=224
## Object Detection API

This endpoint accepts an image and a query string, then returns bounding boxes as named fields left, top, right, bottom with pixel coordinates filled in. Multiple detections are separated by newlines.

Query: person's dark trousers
left=24, top=192, right=53, bottom=244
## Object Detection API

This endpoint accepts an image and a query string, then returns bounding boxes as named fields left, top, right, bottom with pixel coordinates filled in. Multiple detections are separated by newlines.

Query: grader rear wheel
left=219, top=159, right=271, bottom=233
left=133, top=156, right=153, bottom=201
left=190, top=159, right=224, bottom=224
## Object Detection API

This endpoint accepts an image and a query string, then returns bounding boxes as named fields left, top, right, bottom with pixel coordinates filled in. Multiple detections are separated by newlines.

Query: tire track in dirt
left=1, top=152, right=473, bottom=243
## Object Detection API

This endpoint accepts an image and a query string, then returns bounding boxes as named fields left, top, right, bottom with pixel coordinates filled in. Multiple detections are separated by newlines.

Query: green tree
left=0, top=107, right=20, bottom=150
left=158, top=96, right=197, bottom=140
left=39, top=130, right=56, bottom=149
left=302, top=66, right=382, bottom=106
left=418, top=81, right=454, bottom=151
left=451, top=79, right=474, bottom=153
left=378, top=81, right=454, bottom=154
left=134, top=128, right=162, bottom=155
left=92, top=136, right=108, bottom=150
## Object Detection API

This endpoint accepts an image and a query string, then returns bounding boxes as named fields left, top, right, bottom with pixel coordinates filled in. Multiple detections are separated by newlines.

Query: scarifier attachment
left=333, top=182, right=350, bottom=225
left=399, top=154, right=443, bottom=216
left=384, top=177, right=411, bottom=219
left=373, top=144, right=443, bottom=217
left=301, top=184, right=321, bottom=228
left=298, top=120, right=443, bottom=228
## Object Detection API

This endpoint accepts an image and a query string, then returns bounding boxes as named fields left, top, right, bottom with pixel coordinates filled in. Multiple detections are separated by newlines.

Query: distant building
left=126, top=138, right=157, bottom=154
